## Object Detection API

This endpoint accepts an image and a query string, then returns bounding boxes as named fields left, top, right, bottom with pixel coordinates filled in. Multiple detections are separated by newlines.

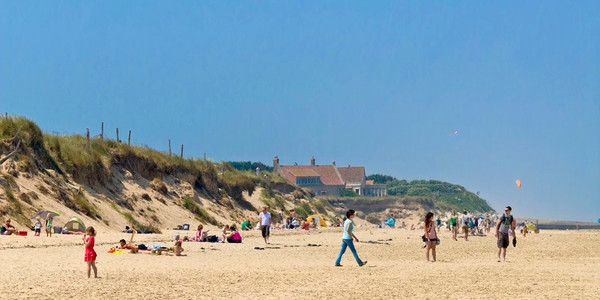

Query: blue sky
left=1, top=1, right=598, bottom=221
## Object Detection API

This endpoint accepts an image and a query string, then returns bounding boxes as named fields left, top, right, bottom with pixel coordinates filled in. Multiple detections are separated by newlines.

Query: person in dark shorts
left=495, top=206, right=516, bottom=262
left=424, top=212, right=438, bottom=262
left=258, top=206, right=272, bottom=244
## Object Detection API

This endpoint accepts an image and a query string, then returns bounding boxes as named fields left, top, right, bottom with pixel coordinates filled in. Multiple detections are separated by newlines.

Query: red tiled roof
left=365, top=180, right=375, bottom=185
left=289, top=169, right=320, bottom=177
left=280, top=165, right=344, bottom=186
left=337, top=166, right=365, bottom=184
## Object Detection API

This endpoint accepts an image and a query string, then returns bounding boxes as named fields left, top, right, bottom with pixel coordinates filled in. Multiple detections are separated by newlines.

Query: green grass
left=121, top=212, right=141, bottom=228
left=71, top=190, right=98, bottom=218
left=182, top=197, right=217, bottom=225
left=4, top=187, right=21, bottom=214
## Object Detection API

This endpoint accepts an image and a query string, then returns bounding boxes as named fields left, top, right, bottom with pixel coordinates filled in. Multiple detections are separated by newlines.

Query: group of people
left=22, top=204, right=517, bottom=278
left=423, top=206, right=518, bottom=262
left=448, top=211, right=495, bottom=241
left=0, top=213, right=54, bottom=237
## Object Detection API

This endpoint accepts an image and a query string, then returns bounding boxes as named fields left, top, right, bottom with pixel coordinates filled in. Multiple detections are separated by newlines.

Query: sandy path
left=0, top=228, right=599, bottom=299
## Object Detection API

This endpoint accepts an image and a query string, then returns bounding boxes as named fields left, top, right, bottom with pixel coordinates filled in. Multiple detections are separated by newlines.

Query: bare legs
left=452, top=227, right=457, bottom=241
left=87, top=260, right=98, bottom=278
left=426, top=241, right=437, bottom=262
left=497, top=248, right=506, bottom=262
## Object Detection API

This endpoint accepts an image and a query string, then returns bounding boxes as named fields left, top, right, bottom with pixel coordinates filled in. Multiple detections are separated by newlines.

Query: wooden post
left=86, top=128, right=90, bottom=149
left=180, top=144, right=184, bottom=158
left=100, top=122, right=104, bottom=140
left=203, top=152, right=206, bottom=161
left=116, top=128, right=119, bottom=143
left=128, top=130, right=131, bottom=146
left=168, top=140, right=171, bottom=157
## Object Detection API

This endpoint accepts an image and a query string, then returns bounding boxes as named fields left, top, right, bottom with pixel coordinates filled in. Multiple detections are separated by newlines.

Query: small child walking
left=83, top=226, right=98, bottom=278
left=34, top=217, right=42, bottom=236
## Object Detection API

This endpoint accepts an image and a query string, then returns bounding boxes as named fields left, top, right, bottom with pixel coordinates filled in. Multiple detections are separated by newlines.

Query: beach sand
left=0, top=227, right=598, bottom=299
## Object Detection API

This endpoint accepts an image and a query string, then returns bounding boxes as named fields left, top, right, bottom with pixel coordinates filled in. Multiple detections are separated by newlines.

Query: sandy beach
left=1, top=227, right=599, bottom=299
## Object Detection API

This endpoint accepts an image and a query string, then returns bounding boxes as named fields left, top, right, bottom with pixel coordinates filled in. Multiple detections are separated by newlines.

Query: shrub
left=182, top=197, right=217, bottom=225
left=122, top=212, right=141, bottom=228
left=72, top=190, right=99, bottom=218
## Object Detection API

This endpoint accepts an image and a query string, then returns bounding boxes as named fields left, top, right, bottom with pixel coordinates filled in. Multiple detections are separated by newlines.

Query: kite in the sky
left=515, top=180, right=521, bottom=189
left=449, top=130, right=459, bottom=136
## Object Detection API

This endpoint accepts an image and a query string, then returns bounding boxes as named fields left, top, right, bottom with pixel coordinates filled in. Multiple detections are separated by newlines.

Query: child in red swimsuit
left=83, top=226, right=98, bottom=278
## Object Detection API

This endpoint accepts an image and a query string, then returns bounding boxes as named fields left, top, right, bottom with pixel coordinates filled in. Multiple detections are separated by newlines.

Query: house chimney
left=273, top=156, right=279, bottom=169
left=332, top=161, right=336, bottom=166
left=310, top=156, right=315, bottom=166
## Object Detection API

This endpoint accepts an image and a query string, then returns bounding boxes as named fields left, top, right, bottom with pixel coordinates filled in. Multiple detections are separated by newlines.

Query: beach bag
left=207, top=235, right=219, bottom=243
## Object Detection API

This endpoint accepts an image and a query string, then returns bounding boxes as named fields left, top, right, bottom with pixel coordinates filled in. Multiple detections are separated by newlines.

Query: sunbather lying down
left=117, top=231, right=149, bottom=252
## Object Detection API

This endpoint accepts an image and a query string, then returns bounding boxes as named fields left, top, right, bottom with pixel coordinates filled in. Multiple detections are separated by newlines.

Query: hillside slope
left=0, top=116, right=336, bottom=232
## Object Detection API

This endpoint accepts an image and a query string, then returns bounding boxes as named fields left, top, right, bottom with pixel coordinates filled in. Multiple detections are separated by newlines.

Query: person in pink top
left=424, top=212, right=438, bottom=262
left=226, top=225, right=242, bottom=243
left=83, top=226, right=98, bottom=278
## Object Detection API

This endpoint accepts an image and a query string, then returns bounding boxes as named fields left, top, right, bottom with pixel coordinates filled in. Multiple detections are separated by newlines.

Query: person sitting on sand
left=241, top=220, right=252, bottom=231
left=221, top=225, right=230, bottom=243
left=169, top=234, right=185, bottom=256
left=225, top=225, right=242, bottom=243
left=195, top=224, right=208, bottom=242
left=286, top=210, right=297, bottom=229
left=0, top=219, right=17, bottom=235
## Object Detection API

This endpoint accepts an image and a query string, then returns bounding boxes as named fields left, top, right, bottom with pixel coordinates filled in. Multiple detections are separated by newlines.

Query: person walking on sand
left=495, top=206, right=516, bottom=262
left=450, top=211, right=458, bottom=241
left=461, top=211, right=470, bottom=241
left=258, top=207, right=272, bottom=244
left=424, top=212, right=438, bottom=262
left=335, top=210, right=367, bottom=267
left=83, top=226, right=98, bottom=278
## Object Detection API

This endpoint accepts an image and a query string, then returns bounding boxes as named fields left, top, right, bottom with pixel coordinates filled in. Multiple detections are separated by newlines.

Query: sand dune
left=1, top=227, right=599, bottom=299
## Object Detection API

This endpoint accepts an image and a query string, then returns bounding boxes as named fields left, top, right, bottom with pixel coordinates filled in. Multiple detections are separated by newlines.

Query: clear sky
left=1, top=1, right=599, bottom=222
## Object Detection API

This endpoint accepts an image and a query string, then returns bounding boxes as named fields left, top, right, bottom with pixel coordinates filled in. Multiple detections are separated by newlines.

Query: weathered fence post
left=128, top=130, right=131, bottom=146
left=168, top=139, right=171, bottom=157
left=86, top=128, right=90, bottom=149
left=116, top=128, right=119, bottom=143
left=203, top=152, right=206, bottom=161
left=100, top=122, right=104, bottom=140
left=180, top=144, right=184, bottom=158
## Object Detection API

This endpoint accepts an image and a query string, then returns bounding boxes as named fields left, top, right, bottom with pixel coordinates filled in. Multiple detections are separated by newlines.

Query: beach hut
left=63, top=218, right=86, bottom=233
left=306, top=214, right=327, bottom=227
